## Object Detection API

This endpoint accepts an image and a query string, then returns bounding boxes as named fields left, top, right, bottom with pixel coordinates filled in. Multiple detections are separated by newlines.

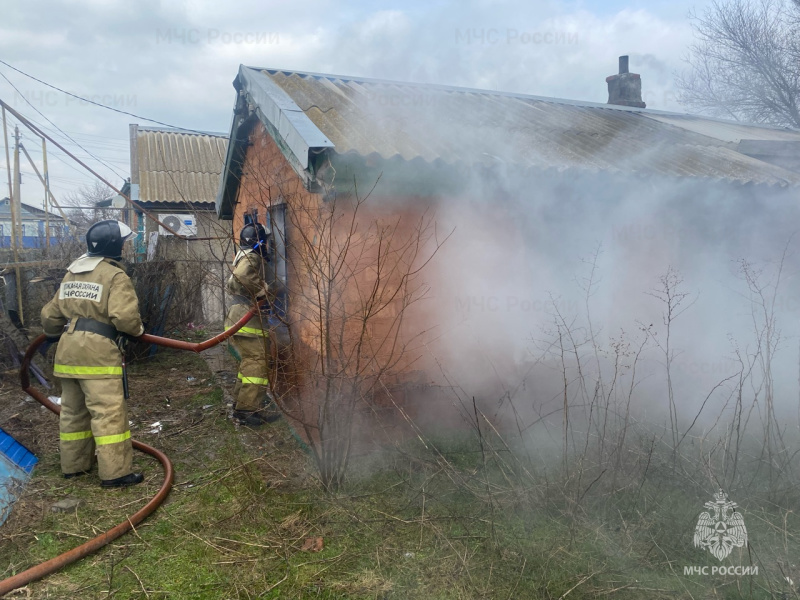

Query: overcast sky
left=0, top=0, right=711, bottom=209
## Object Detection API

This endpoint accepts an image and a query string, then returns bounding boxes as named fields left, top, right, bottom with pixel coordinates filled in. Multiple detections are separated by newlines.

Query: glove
left=116, top=335, right=130, bottom=352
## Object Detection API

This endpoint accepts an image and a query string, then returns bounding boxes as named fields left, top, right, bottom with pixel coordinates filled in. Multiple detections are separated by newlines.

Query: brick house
left=215, top=63, right=800, bottom=434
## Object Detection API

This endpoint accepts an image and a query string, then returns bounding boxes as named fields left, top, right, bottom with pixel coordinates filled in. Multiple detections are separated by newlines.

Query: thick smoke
left=311, top=77, right=800, bottom=446
left=407, top=170, right=800, bottom=438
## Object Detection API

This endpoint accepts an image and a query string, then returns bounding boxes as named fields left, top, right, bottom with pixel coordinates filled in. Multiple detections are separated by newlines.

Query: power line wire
left=0, top=68, right=127, bottom=181
left=1, top=99, right=229, bottom=241
left=0, top=59, right=213, bottom=134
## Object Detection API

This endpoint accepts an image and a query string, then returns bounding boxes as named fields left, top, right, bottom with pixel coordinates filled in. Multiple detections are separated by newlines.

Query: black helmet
left=86, top=220, right=134, bottom=259
left=239, top=222, right=270, bottom=259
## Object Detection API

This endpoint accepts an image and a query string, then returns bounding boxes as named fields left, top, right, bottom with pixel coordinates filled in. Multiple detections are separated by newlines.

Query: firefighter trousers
left=59, top=378, right=132, bottom=481
left=230, top=335, right=271, bottom=413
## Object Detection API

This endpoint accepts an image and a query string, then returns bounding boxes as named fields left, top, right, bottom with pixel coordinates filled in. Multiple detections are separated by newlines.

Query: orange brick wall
left=230, top=124, right=448, bottom=428
left=229, top=123, right=528, bottom=439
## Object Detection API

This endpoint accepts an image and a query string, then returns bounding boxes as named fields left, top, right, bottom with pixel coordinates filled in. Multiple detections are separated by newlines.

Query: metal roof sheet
left=642, top=114, right=800, bottom=144
left=238, top=67, right=800, bottom=187
left=135, top=127, right=228, bottom=205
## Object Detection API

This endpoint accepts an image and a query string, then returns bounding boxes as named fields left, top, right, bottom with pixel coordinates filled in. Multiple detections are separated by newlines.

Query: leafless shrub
left=282, top=184, right=445, bottom=491
left=643, top=267, right=697, bottom=455
left=413, top=248, right=800, bottom=537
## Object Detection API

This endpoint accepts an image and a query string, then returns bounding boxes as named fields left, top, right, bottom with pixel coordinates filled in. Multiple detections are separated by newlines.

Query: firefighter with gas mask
left=225, top=220, right=279, bottom=427
left=41, top=220, right=145, bottom=488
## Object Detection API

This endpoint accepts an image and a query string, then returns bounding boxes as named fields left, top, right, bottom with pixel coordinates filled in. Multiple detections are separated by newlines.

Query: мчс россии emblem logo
left=693, top=489, right=747, bottom=561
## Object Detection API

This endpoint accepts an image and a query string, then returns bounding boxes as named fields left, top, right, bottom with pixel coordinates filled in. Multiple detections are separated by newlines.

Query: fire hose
left=0, top=307, right=260, bottom=597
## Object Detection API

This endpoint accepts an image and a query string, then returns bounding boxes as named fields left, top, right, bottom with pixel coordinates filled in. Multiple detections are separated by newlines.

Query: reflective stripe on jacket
left=41, top=255, right=144, bottom=380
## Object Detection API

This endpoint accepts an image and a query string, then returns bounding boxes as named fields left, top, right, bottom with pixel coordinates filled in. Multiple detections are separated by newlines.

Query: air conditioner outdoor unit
left=158, top=213, right=197, bottom=237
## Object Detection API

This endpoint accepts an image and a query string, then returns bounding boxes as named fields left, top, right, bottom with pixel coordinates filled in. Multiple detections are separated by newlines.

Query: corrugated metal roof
left=237, top=66, right=800, bottom=187
left=643, top=113, right=800, bottom=144
left=136, top=126, right=228, bottom=205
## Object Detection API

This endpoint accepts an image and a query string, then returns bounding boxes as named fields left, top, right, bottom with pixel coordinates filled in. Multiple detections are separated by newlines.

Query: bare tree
left=676, top=0, right=800, bottom=128
left=62, top=180, right=118, bottom=228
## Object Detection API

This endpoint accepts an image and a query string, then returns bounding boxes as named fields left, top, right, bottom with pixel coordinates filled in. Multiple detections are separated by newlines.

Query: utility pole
left=19, top=143, right=73, bottom=236
left=2, top=106, right=12, bottom=234
left=11, top=126, right=23, bottom=325
left=12, top=127, right=21, bottom=249
left=42, top=138, right=50, bottom=248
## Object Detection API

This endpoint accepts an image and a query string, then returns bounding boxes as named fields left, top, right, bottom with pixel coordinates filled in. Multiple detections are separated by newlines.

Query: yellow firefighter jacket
left=224, top=249, right=270, bottom=338
left=41, top=255, right=144, bottom=379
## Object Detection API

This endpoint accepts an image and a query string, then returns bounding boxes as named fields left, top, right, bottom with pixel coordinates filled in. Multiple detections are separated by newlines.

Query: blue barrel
left=0, top=428, right=38, bottom=526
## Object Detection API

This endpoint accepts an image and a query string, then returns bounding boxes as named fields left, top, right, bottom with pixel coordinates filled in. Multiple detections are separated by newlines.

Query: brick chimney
left=606, top=55, right=646, bottom=108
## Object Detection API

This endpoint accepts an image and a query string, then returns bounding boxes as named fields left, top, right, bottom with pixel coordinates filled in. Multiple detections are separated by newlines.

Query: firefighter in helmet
left=225, top=220, right=279, bottom=426
left=41, top=220, right=145, bottom=488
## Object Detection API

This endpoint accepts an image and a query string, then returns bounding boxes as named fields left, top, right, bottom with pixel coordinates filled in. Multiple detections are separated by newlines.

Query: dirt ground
left=6, top=334, right=796, bottom=599
left=0, top=336, right=310, bottom=557
left=0, top=339, right=236, bottom=462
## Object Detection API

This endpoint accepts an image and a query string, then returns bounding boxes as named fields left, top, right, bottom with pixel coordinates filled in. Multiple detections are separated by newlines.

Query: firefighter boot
left=260, top=392, right=281, bottom=423
left=233, top=410, right=266, bottom=427
left=101, top=472, right=144, bottom=488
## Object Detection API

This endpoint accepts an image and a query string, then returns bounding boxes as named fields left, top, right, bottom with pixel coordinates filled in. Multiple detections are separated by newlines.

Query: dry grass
left=1, top=345, right=799, bottom=599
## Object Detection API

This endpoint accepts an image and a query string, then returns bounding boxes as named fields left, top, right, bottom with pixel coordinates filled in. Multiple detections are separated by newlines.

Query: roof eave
left=239, top=66, right=334, bottom=168
left=216, top=65, right=335, bottom=219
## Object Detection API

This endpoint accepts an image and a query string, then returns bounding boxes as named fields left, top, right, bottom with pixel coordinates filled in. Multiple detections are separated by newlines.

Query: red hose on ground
left=0, top=307, right=259, bottom=596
